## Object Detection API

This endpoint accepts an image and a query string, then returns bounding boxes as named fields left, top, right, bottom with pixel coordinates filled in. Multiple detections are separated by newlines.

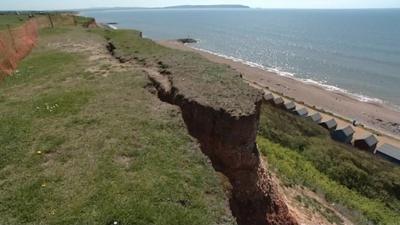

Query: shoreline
left=158, top=40, right=400, bottom=146
left=189, top=44, right=398, bottom=111
left=95, top=21, right=398, bottom=112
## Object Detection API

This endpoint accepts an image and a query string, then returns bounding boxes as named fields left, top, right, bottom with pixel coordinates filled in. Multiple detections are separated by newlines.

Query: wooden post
left=48, top=14, right=54, bottom=28
left=73, top=16, right=77, bottom=26
left=7, top=24, right=17, bottom=53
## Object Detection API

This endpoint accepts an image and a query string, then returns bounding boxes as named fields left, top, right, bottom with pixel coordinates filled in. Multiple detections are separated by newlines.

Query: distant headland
left=164, top=5, right=250, bottom=9
left=79, top=5, right=250, bottom=11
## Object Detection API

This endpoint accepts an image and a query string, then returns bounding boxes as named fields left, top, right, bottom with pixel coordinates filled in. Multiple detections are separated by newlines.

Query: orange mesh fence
left=0, top=15, right=77, bottom=79
left=0, top=19, right=38, bottom=78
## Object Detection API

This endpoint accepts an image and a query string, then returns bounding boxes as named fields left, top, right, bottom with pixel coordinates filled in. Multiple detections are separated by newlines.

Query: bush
left=258, top=137, right=399, bottom=225
left=258, top=103, right=400, bottom=224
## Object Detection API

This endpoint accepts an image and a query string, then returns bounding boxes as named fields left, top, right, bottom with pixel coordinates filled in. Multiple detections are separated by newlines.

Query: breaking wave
left=189, top=45, right=388, bottom=106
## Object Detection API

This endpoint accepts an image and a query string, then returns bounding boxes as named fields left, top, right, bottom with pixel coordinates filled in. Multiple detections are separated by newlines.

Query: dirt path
left=46, top=33, right=133, bottom=77
left=266, top=161, right=354, bottom=225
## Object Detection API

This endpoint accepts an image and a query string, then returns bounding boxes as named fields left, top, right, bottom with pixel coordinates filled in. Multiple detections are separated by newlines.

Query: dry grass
left=94, top=29, right=261, bottom=117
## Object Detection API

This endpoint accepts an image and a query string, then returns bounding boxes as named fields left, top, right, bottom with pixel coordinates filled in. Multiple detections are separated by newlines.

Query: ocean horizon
left=81, top=8, right=400, bottom=109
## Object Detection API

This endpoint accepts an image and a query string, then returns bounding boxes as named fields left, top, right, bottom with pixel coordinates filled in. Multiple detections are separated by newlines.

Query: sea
left=81, top=8, right=400, bottom=109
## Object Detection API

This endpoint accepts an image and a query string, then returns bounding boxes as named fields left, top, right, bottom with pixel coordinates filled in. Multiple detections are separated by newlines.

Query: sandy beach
left=159, top=40, right=400, bottom=148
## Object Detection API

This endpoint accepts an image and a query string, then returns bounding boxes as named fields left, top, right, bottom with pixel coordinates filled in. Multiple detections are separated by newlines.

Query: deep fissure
left=147, top=71, right=298, bottom=225
left=105, top=39, right=297, bottom=225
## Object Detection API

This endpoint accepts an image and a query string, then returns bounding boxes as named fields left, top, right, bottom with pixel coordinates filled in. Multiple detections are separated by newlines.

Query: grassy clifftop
left=99, top=29, right=261, bottom=117
left=0, top=14, right=30, bottom=29
left=0, top=23, right=239, bottom=224
left=3, top=14, right=399, bottom=225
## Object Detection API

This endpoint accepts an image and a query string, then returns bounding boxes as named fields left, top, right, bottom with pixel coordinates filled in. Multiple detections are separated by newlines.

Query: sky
left=1, top=0, right=400, bottom=10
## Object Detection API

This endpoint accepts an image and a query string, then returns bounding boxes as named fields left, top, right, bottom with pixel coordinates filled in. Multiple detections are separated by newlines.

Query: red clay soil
left=0, top=19, right=39, bottom=78
left=149, top=72, right=298, bottom=225
left=85, top=19, right=98, bottom=28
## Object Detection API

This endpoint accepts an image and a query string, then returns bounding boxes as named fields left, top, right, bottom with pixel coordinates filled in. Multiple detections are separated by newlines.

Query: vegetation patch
left=0, top=14, right=29, bottom=29
left=258, top=103, right=400, bottom=225
left=0, top=114, right=31, bottom=169
left=35, top=135, right=66, bottom=154
left=33, top=90, right=92, bottom=117
left=0, top=19, right=235, bottom=225
left=1, top=50, right=80, bottom=87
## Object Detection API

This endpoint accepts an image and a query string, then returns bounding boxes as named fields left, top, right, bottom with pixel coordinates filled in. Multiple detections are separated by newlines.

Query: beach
left=159, top=40, right=400, bottom=147
left=2, top=11, right=400, bottom=224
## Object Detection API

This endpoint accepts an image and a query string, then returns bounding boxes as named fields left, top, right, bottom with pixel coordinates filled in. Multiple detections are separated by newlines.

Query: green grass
left=0, top=14, right=29, bottom=29
left=32, top=90, right=93, bottom=117
left=92, top=28, right=260, bottom=116
left=2, top=50, right=80, bottom=87
left=0, top=26, right=235, bottom=224
left=258, top=103, right=400, bottom=225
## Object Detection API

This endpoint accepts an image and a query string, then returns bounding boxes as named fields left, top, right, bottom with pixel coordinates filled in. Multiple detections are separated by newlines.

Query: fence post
left=48, top=14, right=54, bottom=28
left=6, top=24, right=17, bottom=53
left=73, top=16, right=77, bottom=26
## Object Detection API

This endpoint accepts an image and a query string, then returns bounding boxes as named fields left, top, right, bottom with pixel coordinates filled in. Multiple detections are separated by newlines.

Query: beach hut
left=308, top=113, right=322, bottom=123
left=283, top=101, right=296, bottom=111
left=319, top=119, right=337, bottom=131
left=331, top=125, right=355, bottom=144
left=273, top=97, right=284, bottom=106
left=263, top=92, right=274, bottom=103
left=354, top=134, right=378, bottom=152
left=294, top=108, right=308, bottom=117
left=375, top=144, right=400, bottom=164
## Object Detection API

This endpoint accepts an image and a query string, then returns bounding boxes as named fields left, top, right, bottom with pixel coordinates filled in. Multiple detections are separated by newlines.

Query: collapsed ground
left=1, top=16, right=400, bottom=225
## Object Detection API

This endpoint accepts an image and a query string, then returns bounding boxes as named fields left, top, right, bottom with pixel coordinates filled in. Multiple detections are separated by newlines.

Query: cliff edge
left=111, top=28, right=298, bottom=223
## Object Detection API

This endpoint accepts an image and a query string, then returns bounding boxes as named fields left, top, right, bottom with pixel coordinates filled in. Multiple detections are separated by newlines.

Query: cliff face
left=148, top=70, right=298, bottom=225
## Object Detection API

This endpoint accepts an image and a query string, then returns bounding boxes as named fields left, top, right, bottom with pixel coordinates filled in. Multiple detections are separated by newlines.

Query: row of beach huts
left=263, top=91, right=400, bottom=165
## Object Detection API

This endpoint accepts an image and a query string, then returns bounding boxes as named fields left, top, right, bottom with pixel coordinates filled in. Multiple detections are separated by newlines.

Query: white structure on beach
left=319, top=119, right=337, bottom=131
left=273, top=97, right=284, bottom=106
left=284, top=101, right=296, bottom=111
left=375, top=144, right=400, bottom=164
left=354, top=134, right=378, bottom=152
left=263, top=92, right=274, bottom=102
left=294, top=108, right=308, bottom=117
left=308, top=113, right=322, bottom=123
left=331, top=125, right=355, bottom=144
